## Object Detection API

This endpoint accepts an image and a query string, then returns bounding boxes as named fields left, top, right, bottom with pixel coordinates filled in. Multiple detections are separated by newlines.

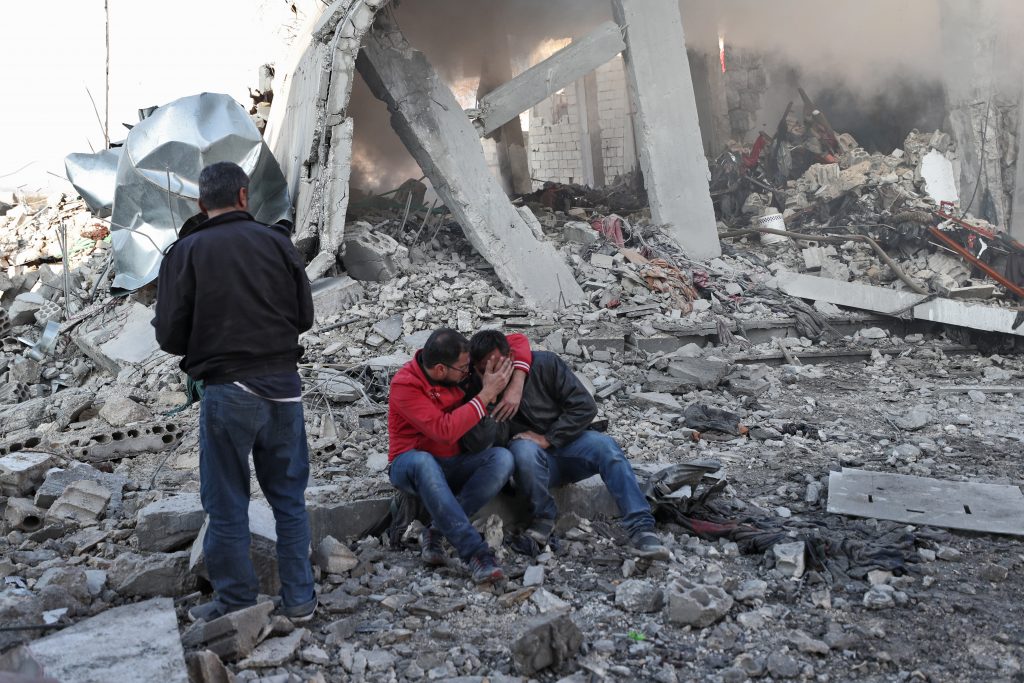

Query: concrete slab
left=776, top=271, right=1024, bottom=337
left=24, top=597, right=188, bottom=683
left=357, top=18, right=585, bottom=310
left=476, top=22, right=626, bottom=136
left=190, top=500, right=279, bottom=595
left=828, top=468, right=1024, bottom=536
left=72, top=302, right=165, bottom=376
left=612, top=0, right=720, bottom=260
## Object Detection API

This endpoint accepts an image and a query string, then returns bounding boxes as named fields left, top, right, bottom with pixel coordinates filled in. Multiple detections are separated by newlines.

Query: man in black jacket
left=152, top=162, right=317, bottom=622
left=462, top=331, right=668, bottom=559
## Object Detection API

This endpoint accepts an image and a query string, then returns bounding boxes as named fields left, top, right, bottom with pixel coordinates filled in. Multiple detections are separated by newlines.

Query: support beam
left=357, top=19, right=585, bottom=309
left=1012, top=88, right=1024, bottom=241
left=476, top=22, right=625, bottom=137
left=576, top=73, right=605, bottom=188
left=612, top=0, right=721, bottom=260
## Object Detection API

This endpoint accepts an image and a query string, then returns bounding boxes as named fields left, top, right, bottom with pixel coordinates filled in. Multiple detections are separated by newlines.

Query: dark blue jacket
left=152, top=210, right=313, bottom=383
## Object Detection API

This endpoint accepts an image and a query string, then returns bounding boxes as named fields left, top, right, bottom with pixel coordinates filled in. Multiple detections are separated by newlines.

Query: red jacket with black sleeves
left=387, top=334, right=532, bottom=461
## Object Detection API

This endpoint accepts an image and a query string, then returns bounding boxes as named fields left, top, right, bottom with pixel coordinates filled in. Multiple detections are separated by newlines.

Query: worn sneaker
left=278, top=596, right=318, bottom=623
left=421, top=527, right=447, bottom=566
left=630, top=531, right=670, bottom=560
left=187, top=599, right=249, bottom=623
left=524, top=518, right=555, bottom=546
left=468, top=550, right=505, bottom=584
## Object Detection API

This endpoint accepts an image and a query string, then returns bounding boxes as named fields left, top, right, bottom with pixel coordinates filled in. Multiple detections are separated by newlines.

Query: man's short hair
left=469, top=330, right=509, bottom=365
left=198, top=162, right=249, bottom=211
left=422, top=328, right=469, bottom=368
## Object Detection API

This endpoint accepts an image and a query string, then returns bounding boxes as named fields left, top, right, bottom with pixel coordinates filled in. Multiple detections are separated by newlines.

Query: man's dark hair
left=422, top=328, right=469, bottom=368
left=198, top=162, right=249, bottom=210
left=469, top=330, right=510, bottom=364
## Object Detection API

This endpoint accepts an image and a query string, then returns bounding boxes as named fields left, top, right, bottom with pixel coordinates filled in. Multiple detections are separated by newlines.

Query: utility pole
left=104, top=0, right=110, bottom=148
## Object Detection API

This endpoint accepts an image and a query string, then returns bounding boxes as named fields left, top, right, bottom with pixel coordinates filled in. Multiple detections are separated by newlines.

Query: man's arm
left=493, top=333, right=533, bottom=421
left=459, top=415, right=512, bottom=454
left=152, top=249, right=195, bottom=356
left=541, top=359, right=598, bottom=449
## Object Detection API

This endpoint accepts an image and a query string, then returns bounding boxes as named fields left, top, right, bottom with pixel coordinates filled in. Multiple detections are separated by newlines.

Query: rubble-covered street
left=3, top=0, right=1024, bottom=682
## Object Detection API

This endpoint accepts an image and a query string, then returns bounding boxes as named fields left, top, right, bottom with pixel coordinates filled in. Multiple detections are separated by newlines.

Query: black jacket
left=461, top=351, right=597, bottom=453
left=152, top=210, right=313, bottom=383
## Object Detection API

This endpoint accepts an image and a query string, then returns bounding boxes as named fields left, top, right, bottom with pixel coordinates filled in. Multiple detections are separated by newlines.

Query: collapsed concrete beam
left=476, top=22, right=626, bottom=137
left=612, top=0, right=721, bottom=260
left=776, top=271, right=1024, bottom=338
left=357, top=19, right=585, bottom=309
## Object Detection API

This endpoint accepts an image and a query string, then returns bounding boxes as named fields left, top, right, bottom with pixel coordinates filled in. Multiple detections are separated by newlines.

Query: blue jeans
left=199, top=383, right=314, bottom=609
left=389, top=448, right=514, bottom=561
left=509, top=430, right=654, bottom=536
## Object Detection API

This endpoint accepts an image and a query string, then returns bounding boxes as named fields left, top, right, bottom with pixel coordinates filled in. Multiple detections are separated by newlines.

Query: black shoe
left=630, top=531, right=670, bottom=560
left=187, top=599, right=250, bottom=623
left=525, top=518, right=555, bottom=546
left=421, top=528, right=447, bottom=566
left=468, top=550, right=505, bottom=584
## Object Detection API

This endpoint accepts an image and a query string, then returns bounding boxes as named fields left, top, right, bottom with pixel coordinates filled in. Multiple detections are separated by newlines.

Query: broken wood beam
left=357, top=18, right=585, bottom=309
left=475, top=21, right=626, bottom=137
left=612, top=0, right=721, bottom=260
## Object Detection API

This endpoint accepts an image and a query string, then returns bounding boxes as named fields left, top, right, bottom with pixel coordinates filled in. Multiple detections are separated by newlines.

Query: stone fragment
left=72, top=302, right=162, bottom=376
left=767, top=652, right=801, bottom=679
left=181, top=601, right=275, bottom=661
left=304, top=250, right=336, bottom=281
left=311, top=276, right=364, bottom=322
left=894, top=405, right=931, bottom=431
left=342, top=221, right=407, bottom=282
left=564, top=221, right=598, bottom=245
left=9, top=292, right=47, bottom=326
left=790, top=630, right=830, bottom=655
left=34, top=464, right=127, bottom=514
left=35, top=567, right=91, bottom=603
left=136, top=493, right=206, bottom=552
left=967, top=389, right=987, bottom=404
left=523, top=565, right=545, bottom=587
left=936, top=546, right=962, bottom=561
left=665, top=358, right=732, bottom=390
left=4, top=497, right=45, bottom=532
left=314, top=535, right=359, bottom=574
left=615, top=579, right=663, bottom=613
left=191, top=500, right=279, bottom=595
left=110, top=550, right=194, bottom=597
left=372, top=314, right=404, bottom=343
left=25, top=597, right=188, bottom=682
left=630, top=392, right=681, bottom=410
left=773, top=541, right=806, bottom=578
left=511, top=611, right=583, bottom=675
left=239, top=628, right=306, bottom=668
left=734, top=653, right=766, bottom=678
left=98, top=396, right=153, bottom=426
left=185, top=649, right=235, bottom=683
left=314, top=369, right=363, bottom=402
left=590, top=253, right=614, bottom=269
left=47, top=479, right=111, bottom=524
left=980, top=563, right=1009, bottom=582
left=664, top=580, right=733, bottom=627
left=731, top=579, right=767, bottom=603
left=0, top=451, right=54, bottom=496
left=862, top=584, right=896, bottom=609
left=8, top=357, right=41, bottom=384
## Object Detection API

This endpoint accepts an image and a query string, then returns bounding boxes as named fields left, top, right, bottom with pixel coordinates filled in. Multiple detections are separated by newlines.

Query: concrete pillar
left=612, top=0, right=721, bottom=260
left=1012, top=88, right=1024, bottom=241
left=575, top=74, right=605, bottom=188
left=357, top=17, right=585, bottom=309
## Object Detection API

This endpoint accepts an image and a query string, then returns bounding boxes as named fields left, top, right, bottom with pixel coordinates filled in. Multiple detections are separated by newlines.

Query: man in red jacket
left=387, top=328, right=531, bottom=583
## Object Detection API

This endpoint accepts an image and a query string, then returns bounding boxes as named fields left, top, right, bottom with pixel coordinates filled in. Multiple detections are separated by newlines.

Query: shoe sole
left=633, top=547, right=671, bottom=560
left=473, top=569, right=505, bottom=585
left=422, top=553, right=448, bottom=567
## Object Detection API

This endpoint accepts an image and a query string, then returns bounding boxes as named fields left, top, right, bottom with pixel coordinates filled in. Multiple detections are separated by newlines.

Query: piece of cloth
left=235, top=371, right=302, bottom=401
left=509, top=431, right=655, bottom=537
left=460, top=351, right=596, bottom=453
left=388, top=447, right=514, bottom=561
left=152, top=210, right=313, bottom=383
left=199, top=383, right=314, bottom=609
left=387, top=334, right=532, bottom=461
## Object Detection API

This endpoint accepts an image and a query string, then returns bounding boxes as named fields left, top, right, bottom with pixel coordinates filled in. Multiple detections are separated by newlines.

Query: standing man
left=153, top=162, right=317, bottom=621
left=387, top=329, right=531, bottom=583
left=462, top=330, right=669, bottom=559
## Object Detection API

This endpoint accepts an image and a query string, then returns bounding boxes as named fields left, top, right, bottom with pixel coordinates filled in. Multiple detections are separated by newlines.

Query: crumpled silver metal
left=106, top=92, right=291, bottom=290
left=64, top=148, right=123, bottom=217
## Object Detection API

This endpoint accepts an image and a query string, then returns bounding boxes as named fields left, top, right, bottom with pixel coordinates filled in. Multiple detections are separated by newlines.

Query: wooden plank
left=476, top=22, right=625, bottom=136
left=827, top=468, right=1024, bottom=536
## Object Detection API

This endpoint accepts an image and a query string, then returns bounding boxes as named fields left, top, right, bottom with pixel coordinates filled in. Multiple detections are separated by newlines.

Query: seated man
left=462, top=330, right=669, bottom=559
left=387, top=328, right=531, bottom=583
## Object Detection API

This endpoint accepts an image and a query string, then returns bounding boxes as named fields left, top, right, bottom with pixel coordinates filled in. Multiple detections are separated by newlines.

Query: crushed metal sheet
left=827, top=468, right=1024, bottom=536
left=64, top=148, right=123, bottom=217
left=107, top=92, right=291, bottom=291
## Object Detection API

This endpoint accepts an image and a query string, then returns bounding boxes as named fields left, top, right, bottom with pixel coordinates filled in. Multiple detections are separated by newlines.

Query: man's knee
left=486, top=447, right=515, bottom=480
left=390, top=450, right=445, bottom=490
left=510, top=440, right=545, bottom=469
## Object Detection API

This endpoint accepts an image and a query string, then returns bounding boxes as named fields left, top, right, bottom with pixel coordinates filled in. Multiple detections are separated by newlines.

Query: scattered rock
left=664, top=580, right=733, bottom=628
left=614, top=579, right=664, bottom=613
left=314, top=535, right=359, bottom=574
left=511, top=612, right=583, bottom=675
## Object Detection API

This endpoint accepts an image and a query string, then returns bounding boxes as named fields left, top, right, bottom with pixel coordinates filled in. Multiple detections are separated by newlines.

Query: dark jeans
left=199, top=383, right=314, bottom=609
left=509, top=430, right=654, bottom=536
left=389, top=448, right=514, bottom=561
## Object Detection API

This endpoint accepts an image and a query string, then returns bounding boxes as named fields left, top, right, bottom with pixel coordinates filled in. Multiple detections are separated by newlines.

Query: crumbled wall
left=724, top=49, right=769, bottom=142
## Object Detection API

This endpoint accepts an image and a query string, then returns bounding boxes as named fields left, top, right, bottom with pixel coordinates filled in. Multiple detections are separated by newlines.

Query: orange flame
left=719, top=33, right=726, bottom=73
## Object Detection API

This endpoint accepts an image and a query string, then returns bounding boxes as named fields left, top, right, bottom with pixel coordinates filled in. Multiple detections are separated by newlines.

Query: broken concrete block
left=111, top=550, right=195, bottom=598
left=47, top=479, right=111, bottom=524
left=24, top=597, right=188, bottom=682
left=563, top=221, right=598, bottom=245
left=511, top=611, right=583, bottom=675
left=239, top=628, right=307, bottom=668
left=773, top=541, right=806, bottom=579
left=314, top=535, right=359, bottom=575
left=8, top=292, right=47, bottom=326
left=342, top=221, right=406, bottom=282
left=372, top=314, right=404, bottom=343
left=0, top=451, right=54, bottom=496
left=517, top=206, right=545, bottom=241
left=315, top=369, right=363, bottom=402
left=4, top=497, right=45, bottom=532
left=8, top=357, right=41, bottom=385
left=307, top=497, right=391, bottom=545
left=98, top=396, right=153, bottom=426
left=63, top=421, right=184, bottom=463
left=666, top=358, right=732, bottom=390
left=72, top=302, right=163, bottom=376
left=304, top=250, right=336, bottom=281
left=136, top=493, right=206, bottom=552
left=590, top=253, right=614, bottom=269
left=34, top=464, right=127, bottom=515
left=615, top=579, right=664, bottom=613
left=185, top=650, right=235, bottom=683
left=35, top=566, right=92, bottom=603
left=181, top=601, right=275, bottom=661
left=630, top=392, right=682, bottom=411
left=665, top=580, right=734, bottom=627
left=802, top=247, right=827, bottom=271
left=190, top=500, right=279, bottom=595
left=311, top=276, right=364, bottom=322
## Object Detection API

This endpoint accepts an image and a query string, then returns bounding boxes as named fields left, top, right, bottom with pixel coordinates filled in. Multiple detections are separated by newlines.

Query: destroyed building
left=2, top=0, right=1024, bottom=681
